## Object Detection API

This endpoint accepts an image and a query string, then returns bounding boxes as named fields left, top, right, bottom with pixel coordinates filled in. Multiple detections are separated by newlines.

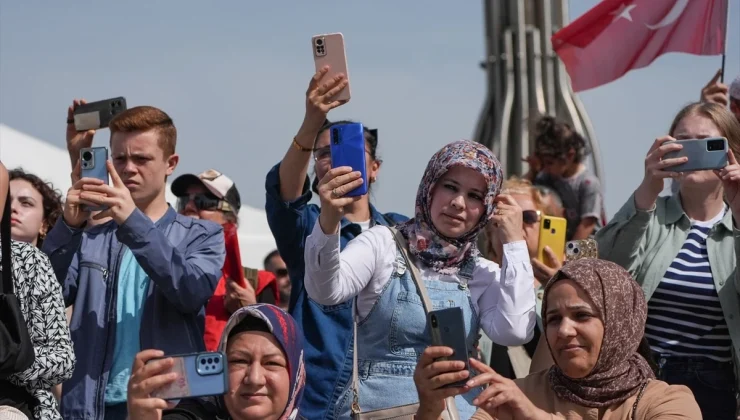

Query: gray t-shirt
left=535, top=169, right=605, bottom=240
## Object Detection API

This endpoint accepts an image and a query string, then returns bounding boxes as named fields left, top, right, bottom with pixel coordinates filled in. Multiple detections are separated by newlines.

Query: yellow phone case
left=537, top=216, right=567, bottom=264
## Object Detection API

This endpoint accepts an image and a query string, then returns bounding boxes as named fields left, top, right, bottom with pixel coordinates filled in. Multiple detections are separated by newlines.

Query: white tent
left=0, top=123, right=277, bottom=269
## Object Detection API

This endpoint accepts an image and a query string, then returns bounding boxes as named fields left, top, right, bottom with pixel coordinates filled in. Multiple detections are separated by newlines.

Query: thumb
left=729, top=149, right=738, bottom=166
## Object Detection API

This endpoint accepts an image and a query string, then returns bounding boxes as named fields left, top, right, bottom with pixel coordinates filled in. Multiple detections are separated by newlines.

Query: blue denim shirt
left=265, top=163, right=408, bottom=420
left=42, top=206, right=225, bottom=420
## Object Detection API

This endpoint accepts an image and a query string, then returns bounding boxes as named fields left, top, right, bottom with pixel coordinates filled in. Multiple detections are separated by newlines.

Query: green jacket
left=596, top=193, right=740, bottom=389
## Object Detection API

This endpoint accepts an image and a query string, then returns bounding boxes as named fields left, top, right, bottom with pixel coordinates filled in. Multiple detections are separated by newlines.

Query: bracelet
left=292, top=136, right=315, bottom=152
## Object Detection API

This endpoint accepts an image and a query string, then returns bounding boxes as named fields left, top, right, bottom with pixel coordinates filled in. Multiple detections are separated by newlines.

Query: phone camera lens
left=544, top=219, right=551, bottom=229
left=82, top=151, right=93, bottom=161
left=574, top=248, right=580, bottom=254
left=316, top=38, right=324, bottom=46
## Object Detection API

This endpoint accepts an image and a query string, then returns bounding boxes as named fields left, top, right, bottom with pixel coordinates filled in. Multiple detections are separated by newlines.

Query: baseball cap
left=730, top=75, right=740, bottom=100
left=171, top=169, right=241, bottom=213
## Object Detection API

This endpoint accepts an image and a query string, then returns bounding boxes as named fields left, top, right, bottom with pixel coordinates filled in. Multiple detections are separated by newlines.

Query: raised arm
left=278, top=68, right=348, bottom=202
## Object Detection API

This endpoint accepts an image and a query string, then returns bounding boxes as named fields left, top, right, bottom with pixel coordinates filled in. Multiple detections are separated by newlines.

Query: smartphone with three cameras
left=312, top=33, right=351, bottom=102
left=79, top=147, right=109, bottom=211
left=663, top=137, right=728, bottom=172
left=73, top=97, right=127, bottom=131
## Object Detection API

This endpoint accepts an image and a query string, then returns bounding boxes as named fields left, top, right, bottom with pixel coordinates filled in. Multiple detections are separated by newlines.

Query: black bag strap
left=1, top=185, right=13, bottom=295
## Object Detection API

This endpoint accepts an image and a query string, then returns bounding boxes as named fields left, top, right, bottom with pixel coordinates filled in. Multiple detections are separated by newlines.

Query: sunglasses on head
left=176, top=193, right=228, bottom=213
left=522, top=210, right=541, bottom=225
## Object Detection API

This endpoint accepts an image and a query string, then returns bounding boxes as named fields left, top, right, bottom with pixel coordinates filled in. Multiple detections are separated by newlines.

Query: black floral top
left=2, top=240, right=75, bottom=420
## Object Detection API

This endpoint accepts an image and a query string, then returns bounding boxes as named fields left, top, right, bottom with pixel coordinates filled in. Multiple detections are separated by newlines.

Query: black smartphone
left=73, top=97, right=127, bottom=131
left=428, top=307, right=471, bottom=388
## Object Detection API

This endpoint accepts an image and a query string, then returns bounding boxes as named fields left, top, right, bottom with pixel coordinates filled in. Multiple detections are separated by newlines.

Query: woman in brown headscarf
left=413, top=259, right=701, bottom=419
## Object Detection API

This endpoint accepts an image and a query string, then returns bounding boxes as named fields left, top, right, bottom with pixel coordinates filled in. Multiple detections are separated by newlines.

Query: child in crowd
left=524, top=116, right=605, bottom=240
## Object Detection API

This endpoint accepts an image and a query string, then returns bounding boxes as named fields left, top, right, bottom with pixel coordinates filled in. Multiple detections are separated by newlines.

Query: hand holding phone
left=428, top=307, right=471, bottom=388
left=329, top=123, right=368, bottom=197
left=312, top=33, right=350, bottom=103
left=79, top=147, right=110, bottom=212
left=73, top=97, right=127, bottom=132
left=662, top=137, right=728, bottom=172
left=538, top=216, right=567, bottom=264
left=148, top=351, right=228, bottom=400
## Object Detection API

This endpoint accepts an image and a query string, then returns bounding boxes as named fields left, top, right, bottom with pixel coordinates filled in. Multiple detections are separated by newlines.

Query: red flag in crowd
left=552, top=0, right=729, bottom=92
left=223, top=222, right=247, bottom=288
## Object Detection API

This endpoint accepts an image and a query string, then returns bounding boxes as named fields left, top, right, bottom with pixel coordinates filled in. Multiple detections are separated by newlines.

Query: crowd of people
left=0, top=67, right=739, bottom=420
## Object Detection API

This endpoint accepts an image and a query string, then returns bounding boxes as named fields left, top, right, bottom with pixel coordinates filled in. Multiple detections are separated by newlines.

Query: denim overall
left=335, top=246, right=483, bottom=419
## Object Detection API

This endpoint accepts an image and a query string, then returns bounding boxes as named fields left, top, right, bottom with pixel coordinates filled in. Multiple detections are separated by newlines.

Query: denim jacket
left=42, top=206, right=225, bottom=420
left=596, top=193, right=740, bottom=390
left=265, top=163, right=407, bottom=420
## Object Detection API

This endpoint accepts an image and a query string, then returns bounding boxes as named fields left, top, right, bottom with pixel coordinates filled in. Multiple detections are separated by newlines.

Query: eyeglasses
left=176, top=193, right=229, bottom=213
left=522, top=210, right=541, bottom=225
left=313, top=146, right=373, bottom=162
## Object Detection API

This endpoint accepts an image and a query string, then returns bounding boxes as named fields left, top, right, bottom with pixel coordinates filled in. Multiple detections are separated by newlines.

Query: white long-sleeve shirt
left=304, top=222, right=537, bottom=346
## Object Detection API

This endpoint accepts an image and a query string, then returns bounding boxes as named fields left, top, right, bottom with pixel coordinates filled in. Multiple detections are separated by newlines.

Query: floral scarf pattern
left=542, top=259, right=655, bottom=408
left=397, top=140, right=503, bottom=275
left=218, top=304, right=306, bottom=420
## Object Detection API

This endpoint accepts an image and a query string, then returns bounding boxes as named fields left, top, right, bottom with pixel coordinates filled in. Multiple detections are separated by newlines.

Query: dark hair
left=533, top=116, right=588, bottom=163
left=263, top=249, right=280, bottom=269
left=227, top=315, right=271, bottom=342
left=8, top=168, right=63, bottom=247
left=311, top=120, right=380, bottom=194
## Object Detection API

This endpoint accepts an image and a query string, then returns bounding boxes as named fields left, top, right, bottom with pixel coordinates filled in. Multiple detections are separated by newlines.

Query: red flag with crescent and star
left=552, top=0, right=728, bottom=92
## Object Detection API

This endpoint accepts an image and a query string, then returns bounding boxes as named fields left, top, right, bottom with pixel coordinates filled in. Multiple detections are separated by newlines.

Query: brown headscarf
left=542, top=259, right=655, bottom=408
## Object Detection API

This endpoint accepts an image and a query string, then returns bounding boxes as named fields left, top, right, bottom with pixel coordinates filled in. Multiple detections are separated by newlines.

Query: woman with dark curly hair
left=9, top=168, right=63, bottom=248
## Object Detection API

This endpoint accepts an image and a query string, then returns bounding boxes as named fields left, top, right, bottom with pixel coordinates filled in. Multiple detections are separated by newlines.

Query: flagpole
left=721, top=0, right=730, bottom=83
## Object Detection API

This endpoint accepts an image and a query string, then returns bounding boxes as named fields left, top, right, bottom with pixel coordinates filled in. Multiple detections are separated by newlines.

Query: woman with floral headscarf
left=415, top=259, right=701, bottom=419
left=304, top=140, right=536, bottom=417
left=126, top=304, right=306, bottom=420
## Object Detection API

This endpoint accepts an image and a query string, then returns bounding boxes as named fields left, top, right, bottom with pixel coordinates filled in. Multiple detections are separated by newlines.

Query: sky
left=0, top=1, right=738, bottom=219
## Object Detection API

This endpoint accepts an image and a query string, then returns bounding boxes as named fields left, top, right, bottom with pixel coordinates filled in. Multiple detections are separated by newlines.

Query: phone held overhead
left=312, top=33, right=351, bottom=102
left=74, top=97, right=127, bottom=132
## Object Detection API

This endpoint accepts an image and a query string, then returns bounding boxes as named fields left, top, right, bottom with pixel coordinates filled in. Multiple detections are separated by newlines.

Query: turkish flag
left=553, top=0, right=728, bottom=92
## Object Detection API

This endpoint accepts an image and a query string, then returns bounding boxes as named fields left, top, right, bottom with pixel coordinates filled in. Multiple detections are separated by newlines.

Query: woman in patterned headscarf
left=415, top=258, right=702, bottom=419
left=126, top=304, right=305, bottom=420
left=303, top=140, right=536, bottom=417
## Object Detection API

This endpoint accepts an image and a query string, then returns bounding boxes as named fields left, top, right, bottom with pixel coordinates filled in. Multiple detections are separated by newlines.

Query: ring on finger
left=331, top=188, right=340, bottom=198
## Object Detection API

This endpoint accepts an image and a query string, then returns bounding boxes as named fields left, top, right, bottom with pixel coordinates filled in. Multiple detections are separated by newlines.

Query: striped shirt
left=645, top=208, right=732, bottom=362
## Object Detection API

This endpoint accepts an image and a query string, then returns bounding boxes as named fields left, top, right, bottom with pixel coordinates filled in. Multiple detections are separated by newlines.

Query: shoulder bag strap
left=351, top=226, right=459, bottom=418
left=1, top=186, right=12, bottom=295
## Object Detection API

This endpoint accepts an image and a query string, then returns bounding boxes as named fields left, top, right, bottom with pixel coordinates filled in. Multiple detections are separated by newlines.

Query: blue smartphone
left=428, top=307, right=471, bottom=388
left=329, top=123, right=368, bottom=197
left=79, top=147, right=109, bottom=211
left=149, top=351, right=229, bottom=400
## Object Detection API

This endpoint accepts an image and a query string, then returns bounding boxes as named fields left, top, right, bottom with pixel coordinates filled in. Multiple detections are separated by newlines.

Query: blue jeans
left=657, top=355, right=737, bottom=420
